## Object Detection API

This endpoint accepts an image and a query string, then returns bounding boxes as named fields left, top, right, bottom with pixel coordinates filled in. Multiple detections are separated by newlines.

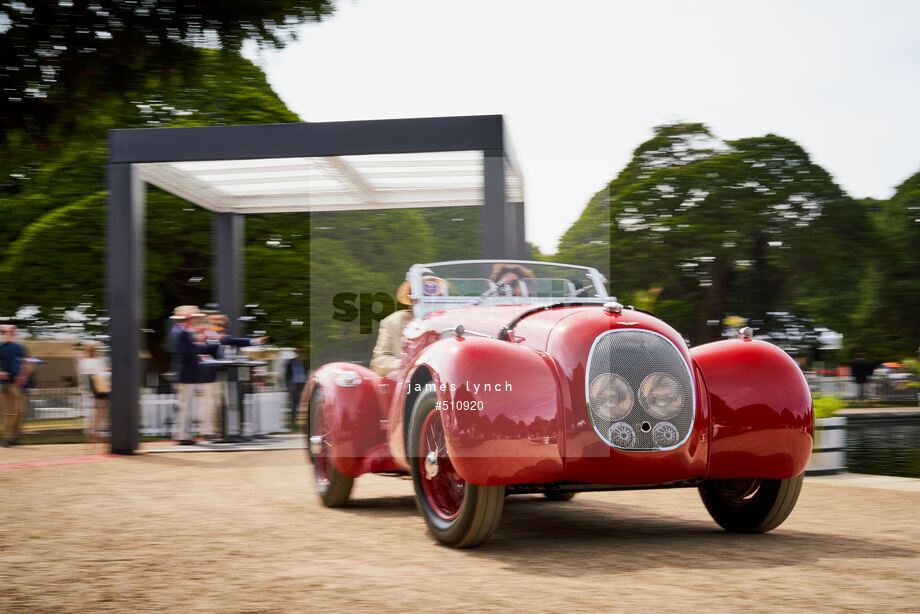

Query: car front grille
left=586, top=329, right=695, bottom=450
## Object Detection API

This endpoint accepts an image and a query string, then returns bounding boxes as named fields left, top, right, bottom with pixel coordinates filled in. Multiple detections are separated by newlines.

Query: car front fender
left=410, top=336, right=565, bottom=486
left=309, top=362, right=393, bottom=477
left=691, top=338, right=814, bottom=479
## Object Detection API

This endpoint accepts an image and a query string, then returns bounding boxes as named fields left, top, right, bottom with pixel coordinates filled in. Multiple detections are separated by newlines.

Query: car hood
left=516, top=305, right=691, bottom=364
left=415, top=302, right=689, bottom=365
left=416, top=303, right=590, bottom=342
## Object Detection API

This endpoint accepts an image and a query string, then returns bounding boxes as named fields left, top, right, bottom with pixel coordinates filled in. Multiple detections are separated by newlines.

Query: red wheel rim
left=419, top=409, right=465, bottom=521
left=312, top=401, right=331, bottom=486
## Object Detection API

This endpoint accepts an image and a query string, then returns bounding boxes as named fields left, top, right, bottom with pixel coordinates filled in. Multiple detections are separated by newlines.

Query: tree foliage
left=0, top=0, right=332, bottom=139
left=0, top=49, right=302, bottom=368
left=0, top=192, right=107, bottom=310
left=303, top=210, right=436, bottom=364
left=559, top=123, right=884, bottom=349
left=0, top=45, right=464, bottom=370
left=4, top=10, right=917, bottom=375
left=845, top=172, right=920, bottom=359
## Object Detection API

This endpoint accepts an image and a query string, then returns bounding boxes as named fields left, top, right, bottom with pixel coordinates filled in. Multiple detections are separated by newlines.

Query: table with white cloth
left=198, top=358, right=267, bottom=443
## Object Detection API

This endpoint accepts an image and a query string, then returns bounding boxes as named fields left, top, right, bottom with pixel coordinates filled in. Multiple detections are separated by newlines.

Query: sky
left=243, top=0, right=920, bottom=253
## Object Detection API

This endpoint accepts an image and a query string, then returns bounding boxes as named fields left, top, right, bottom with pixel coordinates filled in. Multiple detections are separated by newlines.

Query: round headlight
left=638, top=372, right=683, bottom=420
left=589, top=373, right=634, bottom=421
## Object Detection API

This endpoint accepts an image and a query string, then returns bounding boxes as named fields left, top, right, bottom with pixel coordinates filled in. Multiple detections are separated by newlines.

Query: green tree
left=846, top=172, right=920, bottom=360
left=0, top=9, right=493, bottom=376
left=0, top=193, right=107, bottom=311
left=304, top=209, right=436, bottom=366
left=559, top=123, right=876, bottom=344
left=0, top=189, right=214, bottom=332
left=417, top=207, right=482, bottom=261
left=0, top=49, right=304, bottom=370
left=0, top=0, right=332, bottom=141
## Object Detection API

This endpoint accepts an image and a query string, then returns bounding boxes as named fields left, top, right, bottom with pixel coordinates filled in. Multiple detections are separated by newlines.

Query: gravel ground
left=1, top=444, right=918, bottom=613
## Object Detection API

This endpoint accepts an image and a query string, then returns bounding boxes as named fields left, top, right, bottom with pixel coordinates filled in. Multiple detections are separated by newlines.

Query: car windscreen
left=413, top=262, right=606, bottom=300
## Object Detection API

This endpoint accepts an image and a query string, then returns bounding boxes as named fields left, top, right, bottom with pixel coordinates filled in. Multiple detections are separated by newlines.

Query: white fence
left=806, top=375, right=918, bottom=402
left=25, top=387, right=90, bottom=422
left=139, top=393, right=176, bottom=436
left=22, top=386, right=291, bottom=437
left=139, top=389, right=290, bottom=437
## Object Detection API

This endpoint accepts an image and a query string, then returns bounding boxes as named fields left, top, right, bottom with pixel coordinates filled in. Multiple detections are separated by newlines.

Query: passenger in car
left=370, top=272, right=447, bottom=376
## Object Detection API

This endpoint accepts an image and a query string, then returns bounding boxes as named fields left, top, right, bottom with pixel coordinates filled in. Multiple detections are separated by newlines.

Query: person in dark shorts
left=1, top=325, right=33, bottom=447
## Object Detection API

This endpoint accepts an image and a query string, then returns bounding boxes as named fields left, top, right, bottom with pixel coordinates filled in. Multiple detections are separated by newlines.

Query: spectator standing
left=197, top=315, right=226, bottom=440
left=850, top=352, right=873, bottom=400
left=78, top=340, right=110, bottom=444
left=0, top=324, right=34, bottom=447
left=167, top=306, right=215, bottom=445
left=199, top=314, right=267, bottom=440
left=284, top=348, right=307, bottom=431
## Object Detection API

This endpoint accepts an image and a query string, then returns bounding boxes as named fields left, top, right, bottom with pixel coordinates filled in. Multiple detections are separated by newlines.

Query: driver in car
left=489, top=263, right=535, bottom=297
left=370, top=271, right=447, bottom=376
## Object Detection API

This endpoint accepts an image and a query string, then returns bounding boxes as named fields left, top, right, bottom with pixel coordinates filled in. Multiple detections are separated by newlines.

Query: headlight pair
left=588, top=371, right=684, bottom=421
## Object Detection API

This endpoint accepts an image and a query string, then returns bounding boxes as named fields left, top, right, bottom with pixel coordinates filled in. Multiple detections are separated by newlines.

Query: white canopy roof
left=138, top=150, right=524, bottom=214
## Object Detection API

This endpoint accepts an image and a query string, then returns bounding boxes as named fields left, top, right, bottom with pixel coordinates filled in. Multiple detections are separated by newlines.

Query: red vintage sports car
left=305, top=260, right=813, bottom=547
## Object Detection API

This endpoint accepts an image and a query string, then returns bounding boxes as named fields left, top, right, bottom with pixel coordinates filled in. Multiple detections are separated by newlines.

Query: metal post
left=483, top=149, right=507, bottom=259
left=506, top=201, right=526, bottom=259
left=107, top=163, right=144, bottom=454
left=213, top=213, right=245, bottom=336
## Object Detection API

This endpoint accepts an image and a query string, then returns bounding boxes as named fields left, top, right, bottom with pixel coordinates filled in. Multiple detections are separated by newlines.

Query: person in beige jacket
left=370, top=308, right=413, bottom=376
left=370, top=273, right=447, bottom=376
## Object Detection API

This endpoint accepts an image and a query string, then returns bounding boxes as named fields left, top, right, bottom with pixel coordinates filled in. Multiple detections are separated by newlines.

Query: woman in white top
left=78, top=341, right=109, bottom=444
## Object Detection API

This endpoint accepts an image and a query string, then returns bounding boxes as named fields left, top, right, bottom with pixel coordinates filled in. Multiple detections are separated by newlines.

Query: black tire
left=408, top=389, right=504, bottom=548
left=699, top=473, right=804, bottom=533
left=544, top=491, right=576, bottom=501
left=307, top=388, right=354, bottom=507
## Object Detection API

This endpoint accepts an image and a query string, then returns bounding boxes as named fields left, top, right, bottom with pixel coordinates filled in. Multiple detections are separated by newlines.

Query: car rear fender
left=308, top=362, right=393, bottom=478
left=408, top=336, right=565, bottom=486
left=691, top=339, right=814, bottom=479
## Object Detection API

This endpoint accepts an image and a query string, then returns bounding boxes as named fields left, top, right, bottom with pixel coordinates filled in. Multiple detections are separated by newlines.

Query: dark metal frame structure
left=107, top=115, right=524, bottom=453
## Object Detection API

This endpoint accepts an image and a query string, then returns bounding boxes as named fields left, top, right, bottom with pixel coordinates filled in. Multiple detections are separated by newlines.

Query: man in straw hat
left=166, top=305, right=215, bottom=444
left=370, top=271, right=447, bottom=377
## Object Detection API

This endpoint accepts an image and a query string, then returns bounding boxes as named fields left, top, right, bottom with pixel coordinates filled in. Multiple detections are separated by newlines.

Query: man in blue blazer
left=166, top=306, right=216, bottom=444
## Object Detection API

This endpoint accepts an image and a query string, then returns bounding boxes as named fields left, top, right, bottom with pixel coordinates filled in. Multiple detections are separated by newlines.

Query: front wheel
left=408, top=389, right=504, bottom=548
left=699, top=473, right=804, bottom=533
left=307, top=388, right=354, bottom=507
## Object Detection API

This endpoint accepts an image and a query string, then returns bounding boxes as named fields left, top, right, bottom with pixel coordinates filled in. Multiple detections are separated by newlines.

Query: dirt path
left=1, top=446, right=918, bottom=613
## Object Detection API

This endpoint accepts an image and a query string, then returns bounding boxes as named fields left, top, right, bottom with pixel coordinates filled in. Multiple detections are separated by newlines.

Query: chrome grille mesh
left=586, top=329, right=694, bottom=450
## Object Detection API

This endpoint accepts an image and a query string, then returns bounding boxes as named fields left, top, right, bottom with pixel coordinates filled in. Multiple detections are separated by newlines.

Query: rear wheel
left=307, top=388, right=354, bottom=507
left=408, top=389, right=504, bottom=548
left=699, top=473, right=804, bottom=533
